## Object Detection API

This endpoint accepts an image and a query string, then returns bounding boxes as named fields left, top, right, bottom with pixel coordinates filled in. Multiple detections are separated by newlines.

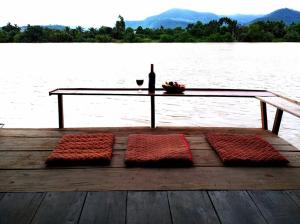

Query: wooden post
left=272, top=109, right=283, bottom=135
left=58, top=94, right=64, bottom=128
left=260, top=101, right=268, bottom=130
left=151, top=95, right=155, bottom=128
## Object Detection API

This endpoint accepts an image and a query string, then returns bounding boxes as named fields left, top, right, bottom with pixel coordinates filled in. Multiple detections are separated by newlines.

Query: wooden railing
left=49, top=88, right=300, bottom=134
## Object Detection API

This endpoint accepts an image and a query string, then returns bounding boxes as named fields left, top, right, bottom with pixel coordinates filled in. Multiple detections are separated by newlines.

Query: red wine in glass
left=136, top=79, right=144, bottom=92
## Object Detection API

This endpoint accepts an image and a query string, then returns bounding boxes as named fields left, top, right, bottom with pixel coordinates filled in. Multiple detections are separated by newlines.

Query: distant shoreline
left=1, top=17, right=300, bottom=43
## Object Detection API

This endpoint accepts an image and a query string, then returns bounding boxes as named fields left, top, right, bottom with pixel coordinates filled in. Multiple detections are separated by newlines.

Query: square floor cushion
left=206, top=133, right=289, bottom=166
left=46, top=133, right=114, bottom=165
left=125, top=134, right=193, bottom=166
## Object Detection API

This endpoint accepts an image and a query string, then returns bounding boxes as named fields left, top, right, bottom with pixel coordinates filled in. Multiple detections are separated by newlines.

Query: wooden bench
left=257, top=94, right=300, bottom=135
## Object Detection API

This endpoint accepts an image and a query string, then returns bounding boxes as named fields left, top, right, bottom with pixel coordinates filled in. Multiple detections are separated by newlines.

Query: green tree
left=136, top=26, right=144, bottom=35
left=113, top=15, right=125, bottom=39
left=1, top=23, right=20, bottom=42
left=124, top=27, right=135, bottom=42
left=159, top=34, right=174, bottom=42
left=219, top=17, right=238, bottom=40
left=95, top=34, right=112, bottom=42
left=0, top=30, right=8, bottom=42
left=241, top=23, right=274, bottom=42
left=284, top=30, right=300, bottom=41
left=21, top=25, right=46, bottom=42
left=187, top=22, right=205, bottom=39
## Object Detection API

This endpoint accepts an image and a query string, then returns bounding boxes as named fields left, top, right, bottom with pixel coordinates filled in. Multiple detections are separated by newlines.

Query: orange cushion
left=125, top=134, right=193, bottom=166
left=46, top=133, right=114, bottom=165
left=206, top=133, right=289, bottom=166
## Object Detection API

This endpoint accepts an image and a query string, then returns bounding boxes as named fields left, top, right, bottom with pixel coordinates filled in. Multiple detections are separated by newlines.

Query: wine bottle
left=148, top=64, right=156, bottom=93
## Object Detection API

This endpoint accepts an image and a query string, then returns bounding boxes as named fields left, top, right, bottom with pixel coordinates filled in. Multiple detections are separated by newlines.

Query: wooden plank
left=168, top=191, right=220, bottom=224
left=0, top=192, right=44, bottom=224
left=287, top=191, right=300, bottom=207
left=79, top=192, right=126, bottom=224
left=0, top=150, right=221, bottom=169
left=0, top=127, right=275, bottom=138
left=249, top=191, right=300, bottom=224
left=0, top=133, right=294, bottom=151
left=283, top=152, right=300, bottom=167
left=127, top=192, right=172, bottom=224
left=257, top=96, right=300, bottom=118
left=0, top=137, right=59, bottom=150
left=2, top=149, right=300, bottom=170
left=0, top=136, right=125, bottom=151
left=50, top=88, right=274, bottom=96
left=0, top=193, right=5, bottom=201
left=0, top=151, right=50, bottom=169
left=273, top=145, right=300, bottom=152
left=100, top=137, right=297, bottom=151
left=209, top=191, right=266, bottom=224
left=50, top=88, right=275, bottom=97
left=1, top=167, right=300, bottom=191
left=31, top=192, right=86, bottom=224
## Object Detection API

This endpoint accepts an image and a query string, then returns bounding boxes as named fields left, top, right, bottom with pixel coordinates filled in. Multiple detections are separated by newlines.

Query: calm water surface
left=0, top=43, right=299, bottom=147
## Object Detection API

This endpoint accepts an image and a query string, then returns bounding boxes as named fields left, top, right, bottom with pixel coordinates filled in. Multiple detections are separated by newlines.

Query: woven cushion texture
left=46, top=133, right=114, bottom=164
left=206, top=133, right=289, bottom=165
left=125, top=134, right=193, bottom=165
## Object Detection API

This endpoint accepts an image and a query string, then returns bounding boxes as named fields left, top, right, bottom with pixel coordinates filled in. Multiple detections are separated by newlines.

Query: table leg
left=151, top=95, right=155, bottom=128
left=272, top=108, right=283, bottom=135
left=58, top=95, right=64, bottom=128
left=260, top=101, right=268, bottom=130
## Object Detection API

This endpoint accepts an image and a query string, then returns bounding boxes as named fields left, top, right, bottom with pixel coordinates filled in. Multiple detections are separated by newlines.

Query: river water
left=0, top=43, right=299, bottom=147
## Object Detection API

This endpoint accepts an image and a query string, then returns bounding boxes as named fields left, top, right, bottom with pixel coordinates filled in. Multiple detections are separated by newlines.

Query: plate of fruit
left=162, top=81, right=186, bottom=93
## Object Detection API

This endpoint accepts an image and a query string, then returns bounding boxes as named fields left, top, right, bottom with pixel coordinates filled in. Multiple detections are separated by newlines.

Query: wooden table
left=49, top=88, right=300, bottom=134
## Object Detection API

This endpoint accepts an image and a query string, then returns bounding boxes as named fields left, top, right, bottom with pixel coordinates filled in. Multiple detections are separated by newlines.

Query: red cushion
left=125, top=134, right=193, bottom=166
left=206, top=133, right=289, bottom=166
left=46, top=133, right=114, bottom=165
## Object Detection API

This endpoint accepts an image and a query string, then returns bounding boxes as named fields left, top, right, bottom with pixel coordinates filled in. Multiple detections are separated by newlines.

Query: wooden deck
left=1, top=127, right=300, bottom=223
left=1, top=127, right=300, bottom=191
left=1, top=191, right=300, bottom=224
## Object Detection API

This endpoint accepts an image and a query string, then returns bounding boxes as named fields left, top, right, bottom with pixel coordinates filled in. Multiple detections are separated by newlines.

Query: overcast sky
left=1, top=0, right=300, bottom=27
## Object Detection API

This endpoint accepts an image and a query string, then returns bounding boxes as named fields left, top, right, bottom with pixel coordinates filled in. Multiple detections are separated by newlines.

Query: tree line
left=1, top=16, right=300, bottom=43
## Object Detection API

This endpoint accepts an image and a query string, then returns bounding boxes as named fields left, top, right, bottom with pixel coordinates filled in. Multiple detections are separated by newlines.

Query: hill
left=228, top=14, right=263, bottom=24
left=126, top=8, right=219, bottom=29
left=251, top=8, right=300, bottom=25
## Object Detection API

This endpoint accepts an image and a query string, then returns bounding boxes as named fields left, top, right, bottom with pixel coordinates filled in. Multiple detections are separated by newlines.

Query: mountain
left=228, top=14, right=263, bottom=24
left=44, top=25, right=66, bottom=30
left=126, top=8, right=219, bottom=29
left=251, top=8, right=300, bottom=25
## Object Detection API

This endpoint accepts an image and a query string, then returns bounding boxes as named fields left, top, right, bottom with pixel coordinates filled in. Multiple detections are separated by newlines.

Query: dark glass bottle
left=148, top=64, right=156, bottom=93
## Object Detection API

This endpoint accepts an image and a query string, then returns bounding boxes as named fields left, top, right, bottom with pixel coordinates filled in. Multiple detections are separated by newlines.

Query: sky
left=1, top=0, right=300, bottom=27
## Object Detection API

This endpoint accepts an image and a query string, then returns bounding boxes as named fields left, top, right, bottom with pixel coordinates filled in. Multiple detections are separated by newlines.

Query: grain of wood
left=79, top=192, right=126, bottom=224
left=249, top=191, right=300, bottom=224
left=168, top=191, right=220, bottom=224
left=209, top=191, right=267, bottom=224
left=127, top=192, right=172, bottom=224
left=0, top=193, right=5, bottom=201
left=31, top=192, right=86, bottom=224
left=0, top=192, right=44, bottom=224
left=286, top=191, right=300, bottom=207
left=1, top=167, right=300, bottom=191
left=1, top=149, right=299, bottom=170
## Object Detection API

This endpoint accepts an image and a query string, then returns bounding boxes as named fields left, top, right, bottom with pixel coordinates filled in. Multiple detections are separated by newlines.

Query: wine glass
left=136, top=79, right=144, bottom=92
